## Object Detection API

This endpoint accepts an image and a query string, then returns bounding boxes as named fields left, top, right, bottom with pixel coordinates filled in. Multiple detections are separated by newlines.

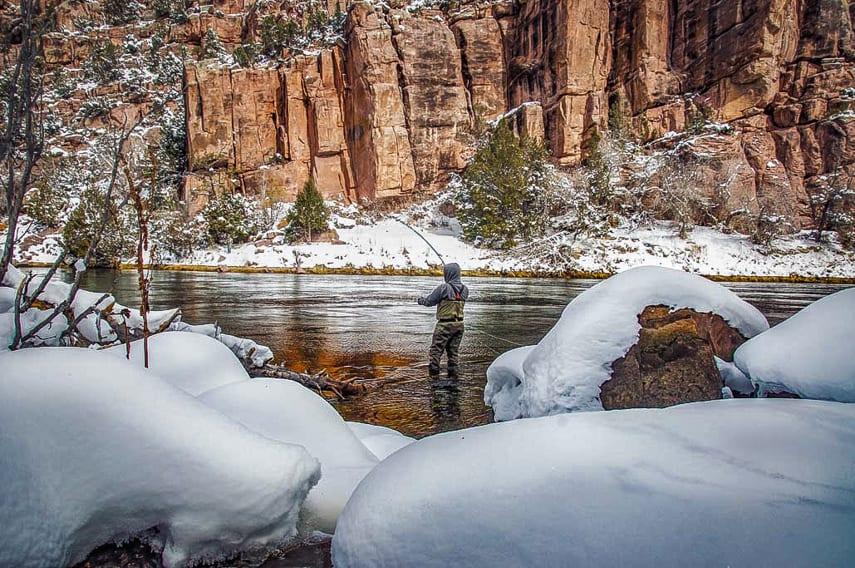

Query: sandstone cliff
left=177, top=0, right=854, bottom=230
left=24, top=0, right=855, bottom=230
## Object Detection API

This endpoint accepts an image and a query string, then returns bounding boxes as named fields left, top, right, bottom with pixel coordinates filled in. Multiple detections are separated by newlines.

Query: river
left=62, top=269, right=851, bottom=438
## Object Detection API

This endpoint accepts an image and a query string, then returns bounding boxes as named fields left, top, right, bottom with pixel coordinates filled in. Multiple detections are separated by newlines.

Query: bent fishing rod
left=394, top=217, right=526, bottom=350
left=393, top=217, right=446, bottom=265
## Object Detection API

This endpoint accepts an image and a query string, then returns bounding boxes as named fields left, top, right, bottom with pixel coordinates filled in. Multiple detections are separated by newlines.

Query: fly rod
left=394, top=217, right=446, bottom=265
left=394, top=217, right=528, bottom=350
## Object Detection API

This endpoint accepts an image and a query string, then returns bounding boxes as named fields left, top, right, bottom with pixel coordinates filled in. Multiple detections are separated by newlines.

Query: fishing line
left=466, top=324, right=528, bottom=348
left=393, top=217, right=446, bottom=265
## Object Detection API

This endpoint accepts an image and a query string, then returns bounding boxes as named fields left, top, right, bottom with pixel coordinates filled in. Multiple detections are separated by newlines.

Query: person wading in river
left=418, top=263, right=469, bottom=378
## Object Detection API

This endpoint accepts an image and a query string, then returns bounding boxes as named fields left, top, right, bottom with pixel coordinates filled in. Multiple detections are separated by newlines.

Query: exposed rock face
left=343, top=2, right=417, bottom=199
left=183, top=49, right=355, bottom=212
left=508, top=0, right=611, bottom=164
left=600, top=305, right=747, bottom=410
left=610, top=0, right=855, bottom=227
left=451, top=14, right=507, bottom=120
left=390, top=9, right=471, bottom=189
left=175, top=0, right=854, bottom=231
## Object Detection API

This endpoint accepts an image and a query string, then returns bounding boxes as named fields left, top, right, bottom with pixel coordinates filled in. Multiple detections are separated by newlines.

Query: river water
left=63, top=269, right=851, bottom=438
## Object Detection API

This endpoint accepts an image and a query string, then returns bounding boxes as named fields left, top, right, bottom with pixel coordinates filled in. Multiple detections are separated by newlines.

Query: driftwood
left=249, top=363, right=376, bottom=399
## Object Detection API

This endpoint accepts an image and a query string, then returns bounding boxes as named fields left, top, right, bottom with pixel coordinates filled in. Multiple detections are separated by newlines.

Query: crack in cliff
left=388, top=17, right=419, bottom=189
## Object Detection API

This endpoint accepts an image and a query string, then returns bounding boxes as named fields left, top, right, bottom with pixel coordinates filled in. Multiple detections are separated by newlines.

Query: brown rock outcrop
left=344, top=2, right=416, bottom=200
left=173, top=0, right=854, bottom=234
left=452, top=14, right=507, bottom=120
left=508, top=0, right=611, bottom=165
left=600, top=305, right=748, bottom=410
left=390, top=9, right=471, bottom=189
left=183, top=47, right=355, bottom=211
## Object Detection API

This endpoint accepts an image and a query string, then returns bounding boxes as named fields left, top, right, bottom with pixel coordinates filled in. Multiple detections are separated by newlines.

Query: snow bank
left=199, top=379, right=378, bottom=533
left=483, top=346, right=535, bottom=421
left=346, top=422, right=416, bottom=460
left=333, top=399, right=855, bottom=567
left=169, top=320, right=274, bottom=367
left=715, top=356, right=754, bottom=395
left=734, top=287, right=855, bottom=401
left=0, top=348, right=320, bottom=568
left=485, top=266, right=768, bottom=419
left=103, top=331, right=249, bottom=396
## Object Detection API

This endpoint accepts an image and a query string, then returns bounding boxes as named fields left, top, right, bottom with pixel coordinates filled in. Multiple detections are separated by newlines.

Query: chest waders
left=430, top=292, right=465, bottom=377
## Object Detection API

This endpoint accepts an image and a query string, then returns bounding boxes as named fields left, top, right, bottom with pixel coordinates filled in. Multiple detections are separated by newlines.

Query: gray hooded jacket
left=418, top=263, right=470, bottom=307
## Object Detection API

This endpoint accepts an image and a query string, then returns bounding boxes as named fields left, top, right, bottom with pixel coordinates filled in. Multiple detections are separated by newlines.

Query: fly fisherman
left=418, top=263, right=469, bottom=378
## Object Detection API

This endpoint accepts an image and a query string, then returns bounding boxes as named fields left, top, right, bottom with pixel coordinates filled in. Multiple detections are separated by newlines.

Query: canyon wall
left=178, top=0, right=854, bottom=229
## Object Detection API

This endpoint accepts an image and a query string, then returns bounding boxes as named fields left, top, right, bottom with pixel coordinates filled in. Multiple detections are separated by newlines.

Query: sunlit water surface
left=62, top=270, right=851, bottom=438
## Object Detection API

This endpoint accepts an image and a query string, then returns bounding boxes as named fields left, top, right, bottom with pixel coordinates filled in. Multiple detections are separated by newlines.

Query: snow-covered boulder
left=346, top=422, right=416, bottom=460
left=483, top=346, right=534, bottom=422
left=485, top=266, right=768, bottom=419
left=103, top=331, right=249, bottom=396
left=734, top=287, right=855, bottom=401
left=333, top=400, right=855, bottom=567
left=0, top=286, right=16, bottom=313
left=199, top=379, right=379, bottom=533
left=715, top=356, right=754, bottom=395
left=0, top=348, right=320, bottom=568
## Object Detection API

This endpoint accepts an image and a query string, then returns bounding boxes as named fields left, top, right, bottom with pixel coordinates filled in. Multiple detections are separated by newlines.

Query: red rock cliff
left=180, top=0, right=854, bottom=228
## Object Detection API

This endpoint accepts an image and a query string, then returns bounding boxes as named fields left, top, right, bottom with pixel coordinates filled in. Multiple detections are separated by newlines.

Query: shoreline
left=17, top=261, right=855, bottom=284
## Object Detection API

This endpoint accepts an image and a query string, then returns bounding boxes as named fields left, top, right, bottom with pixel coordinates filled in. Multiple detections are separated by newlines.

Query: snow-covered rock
left=346, top=422, right=416, bottom=460
left=0, top=286, right=16, bottom=313
left=734, top=287, right=855, bottom=401
left=102, top=331, right=249, bottom=396
left=333, top=399, right=855, bottom=567
left=715, top=356, right=754, bottom=395
left=0, top=348, right=320, bottom=568
left=483, top=346, right=534, bottom=422
left=485, top=266, right=768, bottom=419
left=199, top=379, right=379, bottom=533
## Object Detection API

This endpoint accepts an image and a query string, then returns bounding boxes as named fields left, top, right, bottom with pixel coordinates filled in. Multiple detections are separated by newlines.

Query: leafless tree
left=9, top=116, right=145, bottom=349
left=0, top=0, right=48, bottom=284
left=810, top=161, right=855, bottom=246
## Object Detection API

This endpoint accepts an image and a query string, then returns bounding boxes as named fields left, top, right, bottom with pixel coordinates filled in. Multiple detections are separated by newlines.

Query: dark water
left=58, top=269, right=851, bottom=438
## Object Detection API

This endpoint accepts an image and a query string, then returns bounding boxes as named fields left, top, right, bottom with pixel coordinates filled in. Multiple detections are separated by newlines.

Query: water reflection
left=47, top=268, right=851, bottom=437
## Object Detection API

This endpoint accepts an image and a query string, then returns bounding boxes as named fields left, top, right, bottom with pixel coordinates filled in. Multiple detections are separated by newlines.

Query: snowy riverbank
left=12, top=205, right=855, bottom=280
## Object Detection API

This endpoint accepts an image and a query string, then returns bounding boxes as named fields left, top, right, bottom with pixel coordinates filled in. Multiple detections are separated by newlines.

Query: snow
left=482, top=346, right=534, bottom=421
left=485, top=266, right=769, bottom=418
left=715, top=356, right=754, bottom=395
left=102, top=331, right=249, bottom=396
left=0, top=307, right=69, bottom=348
left=346, top=422, right=416, bottom=460
left=169, top=320, right=274, bottom=367
left=0, top=348, right=320, bottom=568
left=9, top=206, right=855, bottom=278
left=333, top=399, right=855, bottom=568
left=198, top=379, right=379, bottom=533
left=734, top=287, right=855, bottom=401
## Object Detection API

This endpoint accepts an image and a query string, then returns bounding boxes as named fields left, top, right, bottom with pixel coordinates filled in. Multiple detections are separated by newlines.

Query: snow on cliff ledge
left=485, top=266, right=769, bottom=420
left=0, top=348, right=320, bottom=568
left=333, top=399, right=855, bottom=568
left=734, top=287, right=855, bottom=401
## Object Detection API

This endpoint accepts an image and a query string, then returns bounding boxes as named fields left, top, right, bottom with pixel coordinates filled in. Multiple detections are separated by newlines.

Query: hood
left=443, top=263, right=462, bottom=285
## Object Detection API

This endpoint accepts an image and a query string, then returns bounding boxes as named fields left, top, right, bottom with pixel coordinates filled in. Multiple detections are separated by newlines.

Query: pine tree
left=454, top=119, right=551, bottom=248
left=287, top=178, right=329, bottom=242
